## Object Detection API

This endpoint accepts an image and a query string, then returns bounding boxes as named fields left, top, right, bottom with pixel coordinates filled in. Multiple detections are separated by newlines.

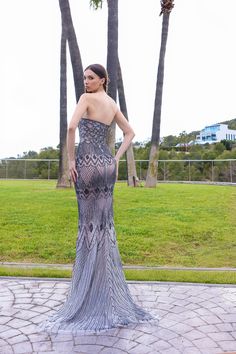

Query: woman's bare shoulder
left=105, top=94, right=118, bottom=112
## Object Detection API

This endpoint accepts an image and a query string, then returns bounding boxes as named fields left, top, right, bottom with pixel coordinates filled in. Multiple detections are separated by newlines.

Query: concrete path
left=0, top=277, right=236, bottom=354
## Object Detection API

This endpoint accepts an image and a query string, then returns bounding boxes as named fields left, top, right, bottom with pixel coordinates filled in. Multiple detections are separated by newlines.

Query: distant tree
left=221, top=139, right=233, bottom=151
left=145, top=0, right=174, bottom=187
left=160, top=135, right=179, bottom=149
left=22, top=151, right=38, bottom=159
left=214, top=142, right=225, bottom=155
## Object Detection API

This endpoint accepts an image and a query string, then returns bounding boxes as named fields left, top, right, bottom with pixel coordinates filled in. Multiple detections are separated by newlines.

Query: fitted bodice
left=79, top=118, right=109, bottom=146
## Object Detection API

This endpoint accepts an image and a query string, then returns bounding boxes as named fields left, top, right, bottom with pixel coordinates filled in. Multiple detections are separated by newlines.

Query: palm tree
left=145, top=0, right=174, bottom=187
left=117, top=58, right=138, bottom=186
left=59, top=0, right=84, bottom=101
left=90, top=0, right=118, bottom=154
left=106, top=0, right=118, bottom=154
left=57, top=21, right=70, bottom=188
left=57, top=0, right=84, bottom=188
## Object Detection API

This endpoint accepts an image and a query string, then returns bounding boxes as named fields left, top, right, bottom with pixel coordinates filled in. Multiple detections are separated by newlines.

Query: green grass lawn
left=0, top=180, right=236, bottom=270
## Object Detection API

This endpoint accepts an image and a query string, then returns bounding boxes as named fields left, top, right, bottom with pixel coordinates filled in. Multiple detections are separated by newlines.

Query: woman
left=39, top=64, right=157, bottom=334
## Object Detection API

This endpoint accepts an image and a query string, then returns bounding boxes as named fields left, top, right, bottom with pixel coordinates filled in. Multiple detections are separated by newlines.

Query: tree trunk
left=106, top=0, right=118, bottom=154
left=59, top=0, right=84, bottom=102
left=57, top=23, right=70, bottom=188
left=117, top=59, right=138, bottom=186
left=57, top=0, right=84, bottom=188
left=145, top=13, right=170, bottom=187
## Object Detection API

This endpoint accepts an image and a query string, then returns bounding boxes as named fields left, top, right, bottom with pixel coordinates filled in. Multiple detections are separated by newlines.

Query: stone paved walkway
left=0, top=277, right=236, bottom=354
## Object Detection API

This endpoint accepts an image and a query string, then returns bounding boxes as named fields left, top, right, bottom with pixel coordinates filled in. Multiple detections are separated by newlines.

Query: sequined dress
left=39, top=118, right=157, bottom=334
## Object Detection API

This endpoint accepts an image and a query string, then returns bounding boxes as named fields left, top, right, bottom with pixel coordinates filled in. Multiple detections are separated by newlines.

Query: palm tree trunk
left=117, top=59, right=138, bottom=186
left=59, top=0, right=84, bottom=102
left=106, top=0, right=118, bottom=154
left=57, top=23, right=70, bottom=188
left=57, top=0, right=84, bottom=188
left=145, top=13, right=170, bottom=187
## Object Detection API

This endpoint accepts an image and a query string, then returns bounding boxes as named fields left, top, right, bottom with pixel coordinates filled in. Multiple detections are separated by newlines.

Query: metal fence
left=0, top=158, right=236, bottom=183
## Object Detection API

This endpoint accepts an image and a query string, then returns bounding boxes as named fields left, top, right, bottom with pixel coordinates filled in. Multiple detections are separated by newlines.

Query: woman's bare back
left=83, top=92, right=118, bottom=126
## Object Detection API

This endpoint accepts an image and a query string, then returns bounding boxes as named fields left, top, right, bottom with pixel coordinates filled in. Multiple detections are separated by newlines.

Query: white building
left=195, top=123, right=236, bottom=145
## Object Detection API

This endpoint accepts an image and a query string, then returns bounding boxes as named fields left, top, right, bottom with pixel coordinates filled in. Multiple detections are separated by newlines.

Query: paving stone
left=169, top=322, right=193, bottom=334
left=172, top=299, right=190, bottom=307
left=193, top=337, right=218, bottom=349
left=218, top=340, right=236, bottom=351
left=183, top=329, right=205, bottom=340
left=208, top=331, right=234, bottom=341
left=28, top=333, right=51, bottom=342
left=183, top=317, right=207, bottom=327
left=0, top=324, right=11, bottom=333
left=160, top=348, right=181, bottom=354
left=30, top=313, right=49, bottom=324
left=128, top=343, right=153, bottom=354
left=200, top=349, right=223, bottom=354
left=32, top=340, right=53, bottom=351
left=197, top=324, right=218, bottom=333
left=185, top=303, right=200, bottom=310
left=52, top=340, right=76, bottom=352
left=113, top=338, right=137, bottom=351
left=209, top=306, right=227, bottom=315
left=216, top=323, right=234, bottom=332
left=95, top=335, right=118, bottom=346
left=155, top=328, right=178, bottom=340
left=100, top=348, right=127, bottom=354
left=14, top=298, right=32, bottom=304
left=20, top=323, right=38, bottom=335
left=115, top=328, right=142, bottom=340
left=218, top=314, right=236, bottom=323
left=12, top=341, right=33, bottom=354
left=201, top=315, right=222, bottom=325
left=194, top=308, right=216, bottom=316
left=0, top=316, right=11, bottom=325
left=14, top=309, right=39, bottom=320
left=200, top=301, right=218, bottom=309
left=74, top=344, right=105, bottom=353
left=29, top=305, right=51, bottom=313
left=0, top=329, right=22, bottom=339
left=31, top=298, right=49, bottom=305
left=0, top=345, right=14, bottom=354
left=7, top=318, right=30, bottom=328
left=49, top=294, right=66, bottom=301
left=7, top=334, right=29, bottom=345
left=169, top=336, right=193, bottom=350
left=0, top=338, right=8, bottom=346
left=13, top=304, right=33, bottom=310
left=182, top=348, right=201, bottom=354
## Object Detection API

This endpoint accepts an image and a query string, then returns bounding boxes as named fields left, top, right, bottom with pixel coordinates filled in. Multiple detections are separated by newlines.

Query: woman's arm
left=67, top=94, right=88, bottom=182
left=114, top=110, right=135, bottom=179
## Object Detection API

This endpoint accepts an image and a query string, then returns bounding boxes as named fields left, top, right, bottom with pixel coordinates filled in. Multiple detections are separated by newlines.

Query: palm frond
left=89, top=0, right=103, bottom=10
left=159, top=0, right=174, bottom=16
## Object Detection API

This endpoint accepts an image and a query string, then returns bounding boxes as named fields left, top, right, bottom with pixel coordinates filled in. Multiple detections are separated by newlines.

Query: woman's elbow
left=129, top=128, right=135, bottom=140
left=67, top=125, right=76, bottom=134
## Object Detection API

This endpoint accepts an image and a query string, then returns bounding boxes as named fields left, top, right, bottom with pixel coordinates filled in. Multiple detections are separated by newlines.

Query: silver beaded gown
left=39, top=118, right=157, bottom=334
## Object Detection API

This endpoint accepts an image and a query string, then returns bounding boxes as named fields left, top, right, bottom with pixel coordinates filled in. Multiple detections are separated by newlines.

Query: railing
left=0, top=158, right=236, bottom=183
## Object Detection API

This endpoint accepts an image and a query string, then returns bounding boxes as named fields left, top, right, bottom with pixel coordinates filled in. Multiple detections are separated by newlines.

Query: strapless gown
left=39, top=118, right=157, bottom=334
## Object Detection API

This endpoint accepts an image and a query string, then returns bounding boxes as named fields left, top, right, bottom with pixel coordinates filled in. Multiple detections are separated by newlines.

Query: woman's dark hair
left=84, top=63, right=109, bottom=92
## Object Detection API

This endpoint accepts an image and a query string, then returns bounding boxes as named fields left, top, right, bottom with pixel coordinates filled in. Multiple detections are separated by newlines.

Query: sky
left=1, top=0, right=236, bottom=158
